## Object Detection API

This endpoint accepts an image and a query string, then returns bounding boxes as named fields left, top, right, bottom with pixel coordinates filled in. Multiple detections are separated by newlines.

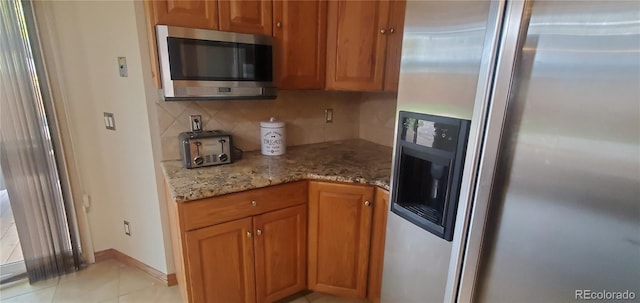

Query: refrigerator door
left=383, top=1, right=492, bottom=302
left=460, top=0, right=640, bottom=301
left=395, top=1, right=491, bottom=120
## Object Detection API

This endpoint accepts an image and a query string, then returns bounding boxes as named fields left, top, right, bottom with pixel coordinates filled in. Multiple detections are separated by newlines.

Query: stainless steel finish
left=466, top=1, right=640, bottom=301
left=156, top=25, right=174, bottom=96
left=381, top=1, right=492, bottom=302
left=453, top=1, right=528, bottom=301
left=256, top=229, right=262, bottom=236
left=180, top=131, right=233, bottom=168
left=380, top=28, right=387, bottom=34
left=247, top=231, right=252, bottom=238
left=168, top=86, right=276, bottom=100
left=394, top=1, right=492, bottom=121
left=389, top=27, right=395, bottom=34
left=276, top=21, right=282, bottom=28
left=158, top=25, right=273, bottom=45
left=155, top=25, right=276, bottom=100
left=443, top=1, right=507, bottom=302
left=364, top=200, right=371, bottom=207
left=172, top=80, right=274, bottom=88
left=251, top=200, right=257, bottom=207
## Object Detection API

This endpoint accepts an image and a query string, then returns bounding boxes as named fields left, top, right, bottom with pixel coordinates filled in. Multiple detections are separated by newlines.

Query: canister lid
left=260, top=117, right=285, bottom=128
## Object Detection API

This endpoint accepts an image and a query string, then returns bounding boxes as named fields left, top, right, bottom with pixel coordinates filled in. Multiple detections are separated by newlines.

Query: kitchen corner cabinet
left=325, top=0, right=406, bottom=92
left=165, top=181, right=307, bottom=303
left=307, top=181, right=375, bottom=298
left=273, top=0, right=327, bottom=89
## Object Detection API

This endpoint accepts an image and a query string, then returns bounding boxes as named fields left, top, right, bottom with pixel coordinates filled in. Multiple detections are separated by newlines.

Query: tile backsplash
left=156, top=91, right=362, bottom=160
left=359, top=92, right=398, bottom=147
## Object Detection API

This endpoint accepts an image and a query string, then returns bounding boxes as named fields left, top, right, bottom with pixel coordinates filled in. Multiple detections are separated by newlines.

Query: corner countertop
left=161, top=139, right=393, bottom=202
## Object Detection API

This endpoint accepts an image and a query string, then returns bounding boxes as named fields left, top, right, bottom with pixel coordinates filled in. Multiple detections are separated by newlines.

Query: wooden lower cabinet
left=167, top=180, right=388, bottom=303
left=183, top=205, right=306, bottom=303
left=166, top=181, right=307, bottom=303
left=368, top=188, right=389, bottom=303
left=254, top=205, right=307, bottom=303
left=307, top=181, right=375, bottom=298
left=185, top=218, right=256, bottom=303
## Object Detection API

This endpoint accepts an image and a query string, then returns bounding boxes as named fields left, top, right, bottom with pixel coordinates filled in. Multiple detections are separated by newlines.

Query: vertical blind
left=0, top=0, right=82, bottom=282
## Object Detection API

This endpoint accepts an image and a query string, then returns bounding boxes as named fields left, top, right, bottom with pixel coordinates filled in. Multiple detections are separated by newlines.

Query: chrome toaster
left=179, top=130, right=233, bottom=169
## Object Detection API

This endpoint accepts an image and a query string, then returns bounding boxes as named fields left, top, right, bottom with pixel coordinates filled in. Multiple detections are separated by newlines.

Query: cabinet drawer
left=179, top=181, right=307, bottom=231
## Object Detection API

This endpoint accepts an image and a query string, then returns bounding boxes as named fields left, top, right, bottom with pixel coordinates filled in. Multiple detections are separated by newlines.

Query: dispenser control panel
left=401, top=118, right=460, bottom=152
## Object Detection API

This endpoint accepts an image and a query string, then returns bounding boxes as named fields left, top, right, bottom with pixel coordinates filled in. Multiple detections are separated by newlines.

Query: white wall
left=37, top=0, right=171, bottom=274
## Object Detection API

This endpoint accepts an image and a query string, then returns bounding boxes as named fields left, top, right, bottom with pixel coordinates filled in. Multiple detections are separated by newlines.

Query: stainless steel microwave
left=155, top=25, right=276, bottom=101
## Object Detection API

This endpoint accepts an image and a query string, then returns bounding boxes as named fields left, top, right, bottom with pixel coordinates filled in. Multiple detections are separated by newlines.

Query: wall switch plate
left=118, top=56, right=128, bottom=77
left=104, top=112, right=116, bottom=130
left=325, top=108, right=334, bottom=123
left=124, top=221, right=131, bottom=236
left=190, top=115, right=203, bottom=132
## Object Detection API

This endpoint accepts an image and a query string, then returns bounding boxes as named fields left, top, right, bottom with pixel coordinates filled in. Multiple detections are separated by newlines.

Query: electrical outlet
left=124, top=221, right=131, bottom=236
left=118, top=56, right=128, bottom=77
left=190, top=115, right=203, bottom=132
left=325, top=108, right=334, bottom=123
left=104, top=112, right=116, bottom=131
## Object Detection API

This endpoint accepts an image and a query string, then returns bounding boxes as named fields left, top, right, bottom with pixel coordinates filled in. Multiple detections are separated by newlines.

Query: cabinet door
left=219, top=0, right=273, bottom=35
left=367, top=188, right=389, bottom=303
left=383, top=0, right=406, bottom=92
left=185, top=218, right=256, bottom=303
left=254, top=205, right=307, bottom=303
left=308, top=181, right=375, bottom=298
left=273, top=0, right=327, bottom=89
left=149, top=0, right=219, bottom=29
left=326, top=0, right=390, bottom=91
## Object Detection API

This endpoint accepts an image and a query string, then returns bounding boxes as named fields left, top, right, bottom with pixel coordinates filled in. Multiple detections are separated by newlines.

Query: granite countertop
left=161, top=139, right=393, bottom=202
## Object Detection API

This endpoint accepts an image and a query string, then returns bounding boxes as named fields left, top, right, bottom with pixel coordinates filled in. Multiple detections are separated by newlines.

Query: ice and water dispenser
left=391, top=111, right=470, bottom=241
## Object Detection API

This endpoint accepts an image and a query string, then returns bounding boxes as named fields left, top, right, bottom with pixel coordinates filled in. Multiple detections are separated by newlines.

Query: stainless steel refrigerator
left=382, top=0, right=640, bottom=302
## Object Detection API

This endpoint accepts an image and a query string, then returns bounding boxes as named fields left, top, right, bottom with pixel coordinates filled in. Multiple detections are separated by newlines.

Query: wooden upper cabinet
left=185, top=218, right=256, bottom=303
left=254, top=205, right=307, bottom=303
left=383, top=0, right=406, bottom=92
left=219, top=0, right=273, bottom=35
left=308, top=181, right=375, bottom=298
left=326, top=0, right=406, bottom=92
left=149, top=0, right=219, bottom=29
left=273, top=0, right=327, bottom=89
left=326, top=0, right=390, bottom=91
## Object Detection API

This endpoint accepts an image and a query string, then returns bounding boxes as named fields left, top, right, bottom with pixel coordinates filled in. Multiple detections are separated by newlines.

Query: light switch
left=104, top=112, right=116, bottom=130
left=118, top=57, right=127, bottom=77
left=325, top=108, right=334, bottom=123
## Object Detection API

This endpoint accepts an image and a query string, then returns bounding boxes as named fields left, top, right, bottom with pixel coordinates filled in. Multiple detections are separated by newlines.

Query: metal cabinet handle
left=276, top=21, right=282, bottom=28
left=364, top=200, right=371, bottom=207
left=247, top=231, right=252, bottom=238
left=256, top=229, right=262, bottom=236
left=251, top=200, right=257, bottom=207
left=380, top=28, right=387, bottom=34
left=389, top=27, right=395, bottom=34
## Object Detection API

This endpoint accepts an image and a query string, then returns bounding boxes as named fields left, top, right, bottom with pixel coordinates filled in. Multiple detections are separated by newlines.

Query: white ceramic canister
left=260, top=117, right=286, bottom=156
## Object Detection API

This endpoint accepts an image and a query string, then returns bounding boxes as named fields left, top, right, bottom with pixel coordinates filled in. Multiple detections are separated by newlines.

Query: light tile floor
left=1, top=189, right=24, bottom=266
left=0, top=259, right=179, bottom=303
left=0, top=259, right=370, bottom=303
